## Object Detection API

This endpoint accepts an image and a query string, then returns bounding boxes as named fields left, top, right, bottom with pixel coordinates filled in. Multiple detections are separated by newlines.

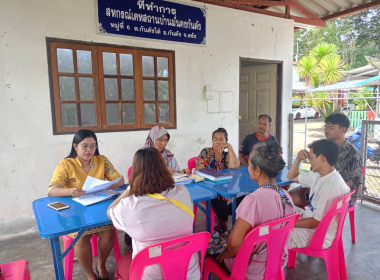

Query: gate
left=360, top=120, right=380, bottom=205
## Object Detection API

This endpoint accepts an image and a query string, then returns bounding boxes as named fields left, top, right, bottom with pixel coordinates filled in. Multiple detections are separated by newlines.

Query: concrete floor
left=1, top=202, right=380, bottom=280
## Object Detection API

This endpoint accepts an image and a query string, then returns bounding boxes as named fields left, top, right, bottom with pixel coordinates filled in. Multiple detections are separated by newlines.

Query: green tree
left=318, top=55, right=344, bottom=85
left=352, top=88, right=377, bottom=110
left=296, top=43, right=344, bottom=88
left=296, top=56, right=318, bottom=86
left=312, top=93, right=334, bottom=117
left=294, top=7, right=380, bottom=69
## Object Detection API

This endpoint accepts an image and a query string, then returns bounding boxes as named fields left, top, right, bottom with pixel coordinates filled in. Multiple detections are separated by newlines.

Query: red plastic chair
left=204, top=214, right=300, bottom=280
left=0, top=260, right=31, bottom=280
left=114, top=232, right=210, bottom=280
left=61, top=227, right=121, bottom=280
left=188, top=157, right=215, bottom=233
left=287, top=192, right=353, bottom=280
left=127, top=166, right=132, bottom=179
left=347, top=165, right=365, bottom=243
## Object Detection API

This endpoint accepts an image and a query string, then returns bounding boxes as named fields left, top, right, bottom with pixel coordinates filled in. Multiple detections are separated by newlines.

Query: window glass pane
left=121, top=79, right=135, bottom=100
left=120, top=54, right=133, bottom=76
left=80, top=103, right=96, bottom=126
left=144, top=103, right=156, bottom=124
left=57, top=48, right=74, bottom=73
left=122, top=103, right=136, bottom=124
left=159, top=103, right=170, bottom=123
left=77, top=50, right=92, bottom=74
left=61, top=103, right=78, bottom=127
left=142, top=56, right=154, bottom=77
left=106, top=103, right=120, bottom=125
left=157, top=57, right=169, bottom=77
left=104, top=78, right=119, bottom=100
left=79, top=77, right=94, bottom=100
left=143, top=80, right=155, bottom=100
left=103, top=52, right=117, bottom=75
left=158, top=81, right=169, bottom=100
left=59, top=76, right=76, bottom=100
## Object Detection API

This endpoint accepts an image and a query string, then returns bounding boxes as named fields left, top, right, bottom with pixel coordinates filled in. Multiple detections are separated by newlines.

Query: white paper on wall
left=220, top=91, right=233, bottom=113
left=207, top=91, right=220, bottom=113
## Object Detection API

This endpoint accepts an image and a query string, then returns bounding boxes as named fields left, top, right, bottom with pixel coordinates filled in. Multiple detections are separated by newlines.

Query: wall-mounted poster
left=97, top=0, right=207, bottom=45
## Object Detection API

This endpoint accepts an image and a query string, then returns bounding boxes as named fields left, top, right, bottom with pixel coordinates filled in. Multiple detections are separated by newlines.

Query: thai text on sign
left=97, top=0, right=207, bottom=45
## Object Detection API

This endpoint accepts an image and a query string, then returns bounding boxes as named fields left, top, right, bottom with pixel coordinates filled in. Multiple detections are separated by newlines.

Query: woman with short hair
left=196, top=127, right=239, bottom=171
left=210, top=143, right=295, bottom=280
left=48, top=129, right=124, bottom=280
left=196, top=127, right=240, bottom=231
left=108, top=147, right=200, bottom=280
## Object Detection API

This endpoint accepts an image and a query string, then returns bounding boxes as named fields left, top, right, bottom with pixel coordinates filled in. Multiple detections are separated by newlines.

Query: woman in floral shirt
left=196, top=128, right=239, bottom=231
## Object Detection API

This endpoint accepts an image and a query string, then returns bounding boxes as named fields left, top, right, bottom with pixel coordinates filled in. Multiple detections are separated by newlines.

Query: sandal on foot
left=95, top=267, right=109, bottom=280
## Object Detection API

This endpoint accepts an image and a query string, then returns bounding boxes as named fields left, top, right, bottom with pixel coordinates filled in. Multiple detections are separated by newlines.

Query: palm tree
left=311, top=43, right=338, bottom=62
left=318, top=54, right=344, bottom=85
left=296, top=56, right=318, bottom=87
left=312, top=93, right=334, bottom=117
left=294, top=43, right=345, bottom=114
left=295, top=43, right=345, bottom=88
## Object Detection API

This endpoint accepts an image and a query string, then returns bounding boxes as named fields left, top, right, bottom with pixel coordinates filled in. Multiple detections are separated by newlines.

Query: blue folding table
left=32, top=184, right=217, bottom=280
left=197, top=166, right=292, bottom=225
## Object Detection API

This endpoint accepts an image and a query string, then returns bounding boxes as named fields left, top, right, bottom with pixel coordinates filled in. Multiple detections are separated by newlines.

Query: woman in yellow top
left=48, top=129, right=124, bottom=280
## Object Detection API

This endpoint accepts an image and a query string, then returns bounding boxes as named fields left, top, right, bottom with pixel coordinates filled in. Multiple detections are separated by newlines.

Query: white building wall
left=0, top=0, right=294, bottom=238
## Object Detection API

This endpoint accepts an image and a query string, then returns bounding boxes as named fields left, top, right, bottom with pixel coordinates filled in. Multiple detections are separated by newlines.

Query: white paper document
left=73, top=189, right=119, bottom=206
left=82, top=176, right=122, bottom=194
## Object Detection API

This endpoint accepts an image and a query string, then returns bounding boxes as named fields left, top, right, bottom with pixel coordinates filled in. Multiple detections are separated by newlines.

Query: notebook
left=193, top=169, right=233, bottom=181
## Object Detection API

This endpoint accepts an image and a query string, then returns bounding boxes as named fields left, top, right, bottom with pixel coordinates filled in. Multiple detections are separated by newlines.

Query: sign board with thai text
left=97, top=0, right=207, bottom=45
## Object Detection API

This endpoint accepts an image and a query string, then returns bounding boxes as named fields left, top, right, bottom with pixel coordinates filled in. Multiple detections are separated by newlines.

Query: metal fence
left=348, top=110, right=368, bottom=128
left=360, top=120, right=380, bottom=205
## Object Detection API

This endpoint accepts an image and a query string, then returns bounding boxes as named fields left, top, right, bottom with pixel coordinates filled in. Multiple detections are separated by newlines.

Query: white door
left=239, top=64, right=278, bottom=145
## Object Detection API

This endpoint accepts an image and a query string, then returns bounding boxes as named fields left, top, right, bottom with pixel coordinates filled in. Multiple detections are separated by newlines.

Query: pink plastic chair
left=188, top=157, right=215, bottom=232
left=188, top=157, right=198, bottom=174
left=287, top=192, right=353, bottom=280
left=0, top=260, right=31, bottom=280
left=347, top=165, right=365, bottom=243
left=61, top=227, right=121, bottom=280
left=127, top=166, right=132, bottom=179
left=204, top=214, right=300, bottom=280
left=114, top=232, right=210, bottom=280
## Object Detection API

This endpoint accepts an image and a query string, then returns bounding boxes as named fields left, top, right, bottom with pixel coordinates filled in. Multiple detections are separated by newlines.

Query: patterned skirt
left=67, top=224, right=114, bottom=239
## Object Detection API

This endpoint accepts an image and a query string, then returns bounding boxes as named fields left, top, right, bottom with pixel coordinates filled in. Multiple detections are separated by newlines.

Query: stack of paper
left=174, top=176, right=193, bottom=185
left=73, top=176, right=122, bottom=206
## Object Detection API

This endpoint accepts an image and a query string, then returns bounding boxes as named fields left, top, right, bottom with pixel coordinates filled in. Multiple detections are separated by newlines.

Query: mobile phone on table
left=47, top=202, right=70, bottom=211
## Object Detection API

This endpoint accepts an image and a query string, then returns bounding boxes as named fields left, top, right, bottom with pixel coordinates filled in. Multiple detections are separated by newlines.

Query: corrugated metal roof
left=269, top=0, right=379, bottom=19
left=307, top=75, right=380, bottom=92
left=342, top=65, right=379, bottom=80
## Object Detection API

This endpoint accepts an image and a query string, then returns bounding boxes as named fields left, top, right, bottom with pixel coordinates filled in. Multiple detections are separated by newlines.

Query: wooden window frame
left=47, top=38, right=176, bottom=135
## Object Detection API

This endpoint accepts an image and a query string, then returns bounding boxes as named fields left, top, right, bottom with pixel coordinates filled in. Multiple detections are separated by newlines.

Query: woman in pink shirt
left=211, top=142, right=296, bottom=280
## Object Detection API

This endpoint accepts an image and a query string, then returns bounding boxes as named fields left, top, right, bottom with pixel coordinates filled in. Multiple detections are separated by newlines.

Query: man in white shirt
left=287, top=139, right=350, bottom=249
